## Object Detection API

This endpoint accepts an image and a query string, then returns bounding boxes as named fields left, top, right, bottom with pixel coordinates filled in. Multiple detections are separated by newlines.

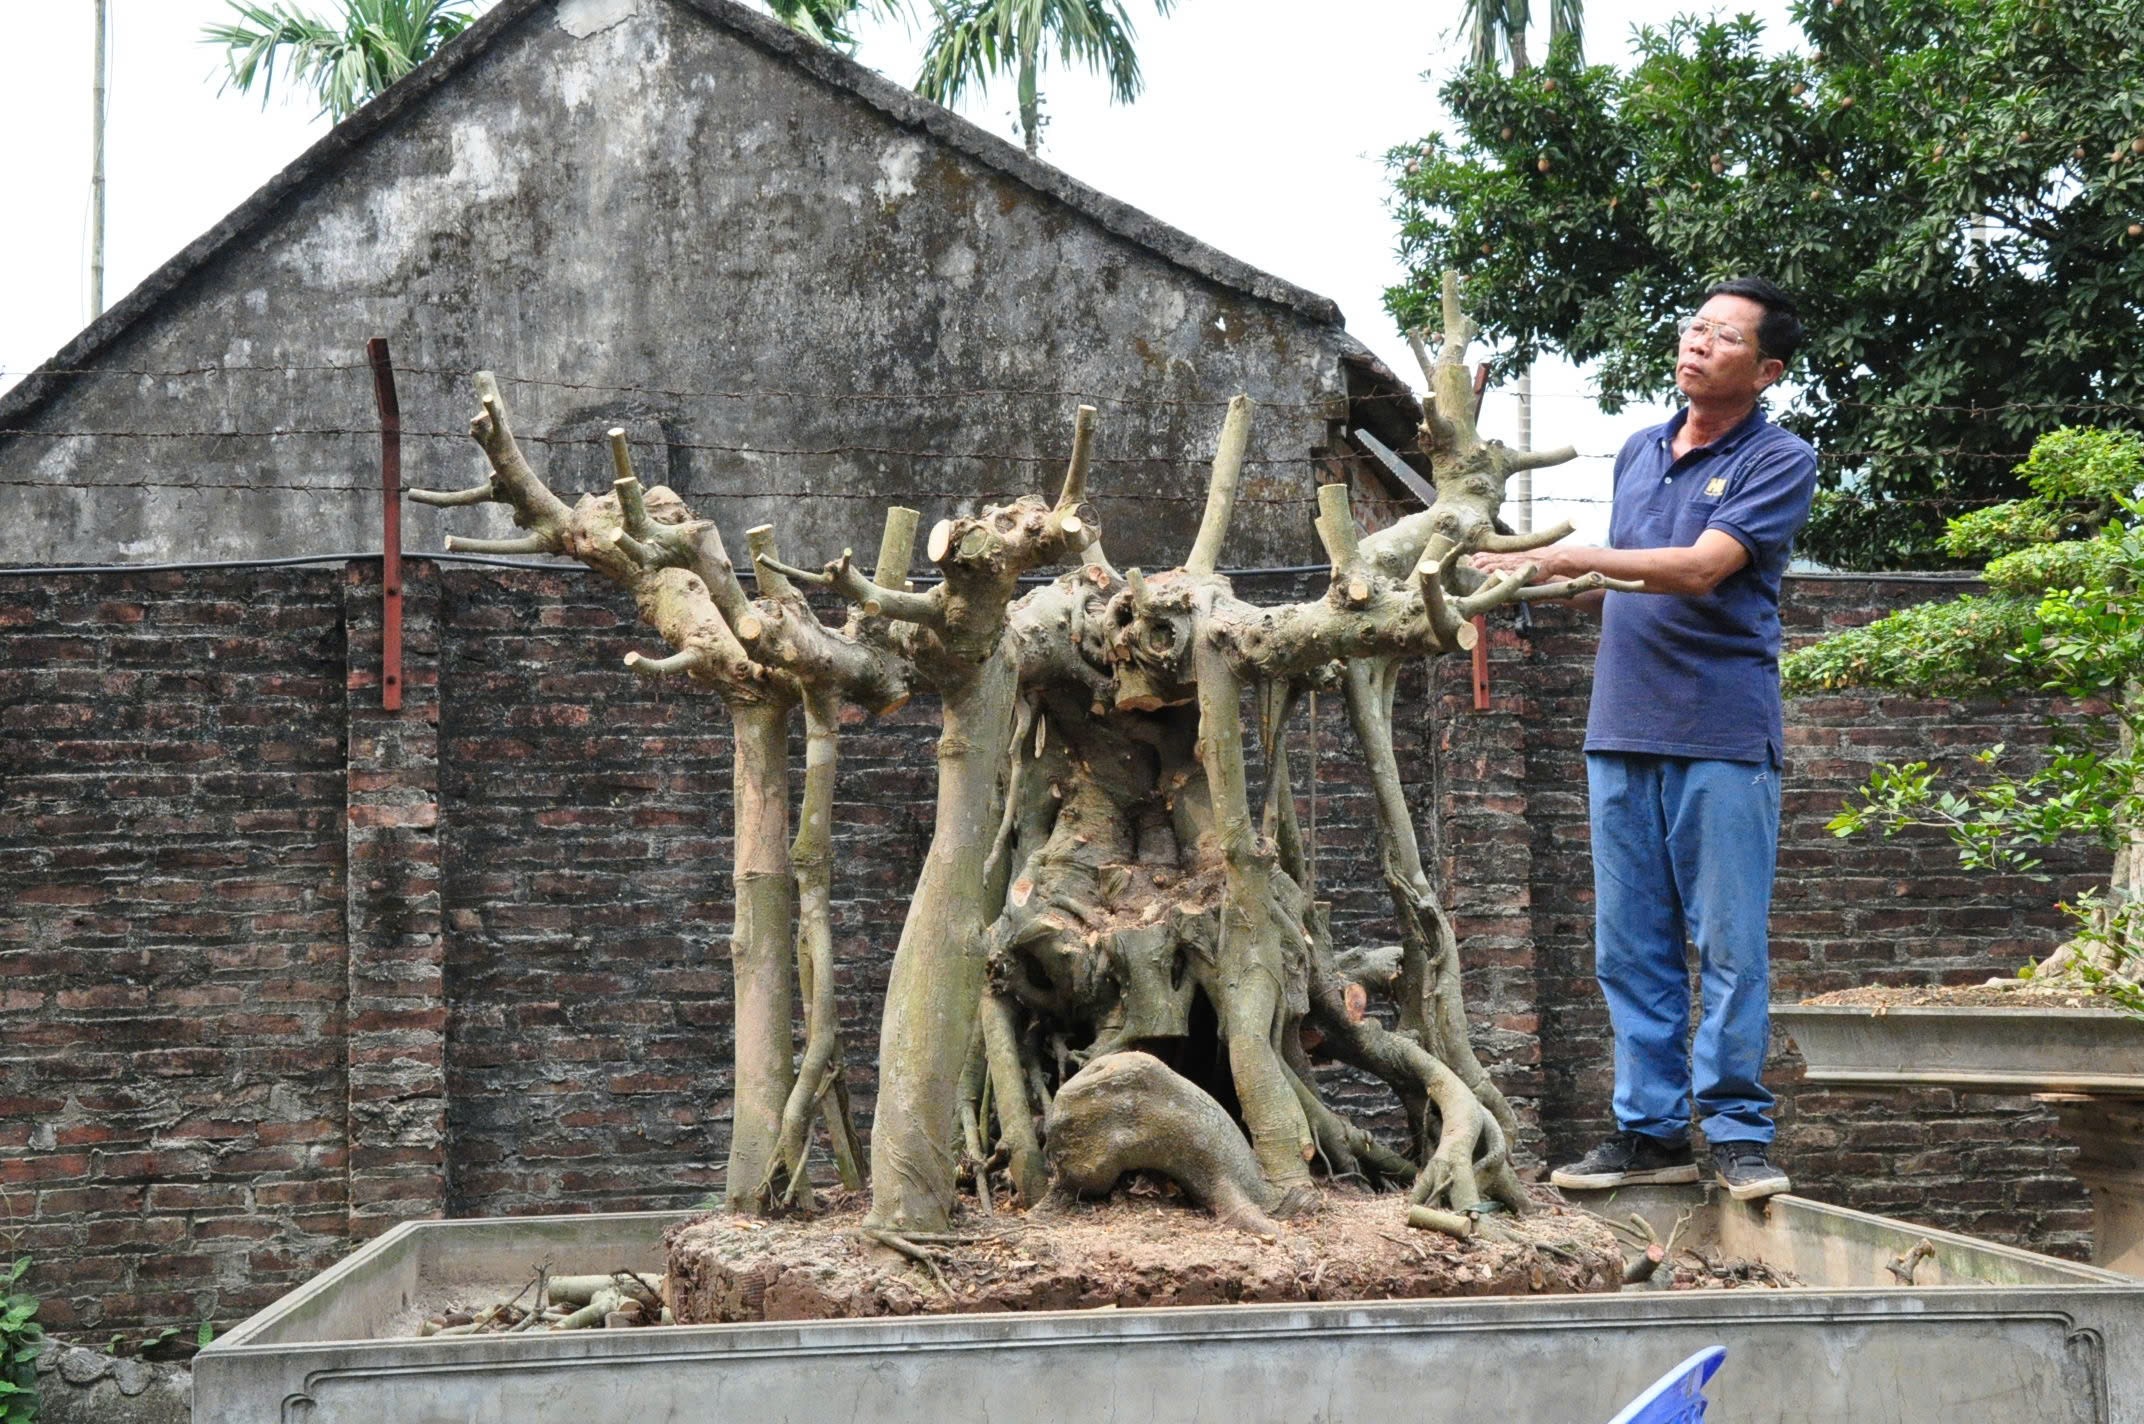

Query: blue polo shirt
left=1585, top=406, right=1817, bottom=767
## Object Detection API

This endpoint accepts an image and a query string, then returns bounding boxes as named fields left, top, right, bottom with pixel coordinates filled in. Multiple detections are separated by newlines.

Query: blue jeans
left=1587, top=752, right=1781, bottom=1145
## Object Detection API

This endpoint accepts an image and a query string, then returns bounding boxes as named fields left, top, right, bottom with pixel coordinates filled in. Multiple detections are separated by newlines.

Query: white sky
left=0, top=0, right=1800, bottom=542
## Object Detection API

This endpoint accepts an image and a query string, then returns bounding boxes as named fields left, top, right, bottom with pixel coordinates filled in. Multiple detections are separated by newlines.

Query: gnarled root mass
left=1045, top=1053, right=1314, bottom=1235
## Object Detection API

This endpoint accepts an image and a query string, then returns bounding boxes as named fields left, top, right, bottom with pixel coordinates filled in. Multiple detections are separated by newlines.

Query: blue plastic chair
left=1606, top=1346, right=1728, bottom=1424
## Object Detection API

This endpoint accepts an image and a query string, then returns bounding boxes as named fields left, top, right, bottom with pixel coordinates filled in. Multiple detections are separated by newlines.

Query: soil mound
left=666, top=1184, right=1624, bottom=1324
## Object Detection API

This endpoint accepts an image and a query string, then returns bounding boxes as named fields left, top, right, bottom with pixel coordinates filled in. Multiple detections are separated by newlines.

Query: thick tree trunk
left=725, top=700, right=798, bottom=1211
left=1191, top=638, right=1316, bottom=1192
left=763, top=686, right=864, bottom=1204
left=867, top=653, right=1022, bottom=1231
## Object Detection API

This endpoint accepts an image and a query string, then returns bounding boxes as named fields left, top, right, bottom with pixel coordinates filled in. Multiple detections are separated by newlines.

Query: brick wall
left=435, top=565, right=742, bottom=1216
left=0, top=570, right=352, bottom=1332
left=0, top=561, right=2100, bottom=1334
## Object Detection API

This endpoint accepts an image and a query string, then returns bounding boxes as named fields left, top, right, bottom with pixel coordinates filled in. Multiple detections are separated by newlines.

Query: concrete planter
left=1774, top=1004, right=2144, bottom=1093
left=198, top=1195, right=2144, bottom=1423
left=1778, top=1002, right=2144, bottom=1275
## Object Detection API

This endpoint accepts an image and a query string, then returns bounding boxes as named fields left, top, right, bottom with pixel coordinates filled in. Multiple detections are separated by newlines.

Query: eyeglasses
left=1678, top=315, right=1754, bottom=350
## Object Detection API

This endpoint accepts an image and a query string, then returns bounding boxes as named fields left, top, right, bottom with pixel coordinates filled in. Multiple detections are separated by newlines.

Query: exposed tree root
left=858, top=1228, right=953, bottom=1294
left=1047, top=1052, right=1315, bottom=1235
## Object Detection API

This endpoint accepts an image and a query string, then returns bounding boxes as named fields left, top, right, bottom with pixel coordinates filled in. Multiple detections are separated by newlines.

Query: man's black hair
left=1703, top=276, right=1803, bottom=365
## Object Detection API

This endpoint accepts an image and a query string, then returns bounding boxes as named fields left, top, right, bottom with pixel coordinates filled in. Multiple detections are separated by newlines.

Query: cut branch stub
left=466, top=371, right=573, bottom=536
left=408, top=477, right=495, bottom=509
left=873, top=506, right=922, bottom=592
left=1475, top=519, right=1574, bottom=554
left=747, top=525, right=797, bottom=601
left=1060, top=404, right=1097, bottom=511
left=623, top=647, right=705, bottom=679
left=1313, top=484, right=1375, bottom=607
left=443, top=532, right=554, bottom=556
left=1185, top=394, right=1253, bottom=577
left=610, top=429, right=656, bottom=543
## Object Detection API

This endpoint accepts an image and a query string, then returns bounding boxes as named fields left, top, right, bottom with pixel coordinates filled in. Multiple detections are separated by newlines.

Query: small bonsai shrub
left=1782, top=427, right=2144, bottom=1010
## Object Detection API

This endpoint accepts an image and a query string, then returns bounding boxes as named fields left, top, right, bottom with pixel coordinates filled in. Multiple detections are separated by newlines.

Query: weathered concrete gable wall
left=0, top=0, right=1351, bottom=570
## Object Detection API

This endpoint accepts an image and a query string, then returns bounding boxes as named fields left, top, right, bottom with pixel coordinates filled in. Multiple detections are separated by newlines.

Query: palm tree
left=914, top=0, right=1175, bottom=158
left=759, top=0, right=890, bottom=51
left=203, top=0, right=484, bottom=123
left=1460, top=0, right=1580, bottom=73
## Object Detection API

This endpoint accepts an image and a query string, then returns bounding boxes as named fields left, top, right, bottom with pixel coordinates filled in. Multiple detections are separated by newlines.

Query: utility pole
left=90, top=0, right=109, bottom=319
left=1512, top=367, right=1534, bottom=533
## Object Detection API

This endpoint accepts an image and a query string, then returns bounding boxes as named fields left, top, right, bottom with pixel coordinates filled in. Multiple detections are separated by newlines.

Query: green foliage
left=1783, top=427, right=2144, bottom=696
left=1939, top=500, right=2064, bottom=562
left=2034, top=892, right=2144, bottom=1016
left=1982, top=537, right=2117, bottom=598
left=112, top=1327, right=180, bottom=1358
left=1780, top=592, right=2042, bottom=697
left=1460, top=0, right=1584, bottom=72
left=914, top=0, right=1174, bottom=155
left=204, top=0, right=482, bottom=122
left=2016, top=427, right=2144, bottom=508
left=763, top=0, right=908, bottom=52
left=1790, top=428, right=2144, bottom=999
left=1825, top=742, right=2120, bottom=874
left=1385, top=0, right=2144, bottom=568
left=1, top=1258, right=42, bottom=1424
left=1946, top=428, right=2144, bottom=559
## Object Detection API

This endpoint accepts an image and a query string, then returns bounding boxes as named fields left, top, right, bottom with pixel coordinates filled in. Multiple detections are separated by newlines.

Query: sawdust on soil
left=1803, top=982, right=2109, bottom=1010
left=664, top=1182, right=1629, bottom=1324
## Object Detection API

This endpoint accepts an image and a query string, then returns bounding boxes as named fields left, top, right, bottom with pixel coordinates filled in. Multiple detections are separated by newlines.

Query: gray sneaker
left=1549, top=1131, right=1700, bottom=1190
left=1712, top=1142, right=1791, bottom=1201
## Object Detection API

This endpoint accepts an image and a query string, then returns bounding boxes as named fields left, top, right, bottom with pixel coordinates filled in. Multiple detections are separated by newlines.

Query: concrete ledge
left=1777, top=1004, right=2144, bottom=1093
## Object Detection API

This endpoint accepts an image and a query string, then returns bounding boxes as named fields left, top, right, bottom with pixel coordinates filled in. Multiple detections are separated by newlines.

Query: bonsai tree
left=412, top=275, right=1621, bottom=1235
left=1781, top=426, right=2144, bottom=1008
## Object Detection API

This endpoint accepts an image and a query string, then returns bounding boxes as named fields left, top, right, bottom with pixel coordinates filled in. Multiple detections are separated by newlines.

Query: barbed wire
left=0, top=422, right=2047, bottom=467
left=0, top=474, right=2028, bottom=513
left=0, top=423, right=1387, bottom=465
left=0, top=354, right=2090, bottom=521
left=7, top=361, right=2144, bottom=422
left=0, top=472, right=1346, bottom=506
left=0, top=362, right=1359, bottom=417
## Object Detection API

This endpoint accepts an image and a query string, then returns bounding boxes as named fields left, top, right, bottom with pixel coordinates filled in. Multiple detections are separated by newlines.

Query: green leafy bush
left=1782, top=428, right=2144, bottom=1001
left=1, top=1257, right=41, bottom=1424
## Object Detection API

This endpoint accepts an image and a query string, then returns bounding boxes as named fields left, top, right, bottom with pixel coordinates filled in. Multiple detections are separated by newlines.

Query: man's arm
left=1470, top=528, right=1750, bottom=598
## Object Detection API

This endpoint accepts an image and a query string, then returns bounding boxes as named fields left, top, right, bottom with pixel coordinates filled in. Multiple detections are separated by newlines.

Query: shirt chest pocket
left=1674, top=472, right=1735, bottom=542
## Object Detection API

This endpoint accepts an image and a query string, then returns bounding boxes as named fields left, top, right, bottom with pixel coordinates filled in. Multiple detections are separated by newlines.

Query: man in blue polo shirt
left=1471, top=276, right=1817, bottom=1201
